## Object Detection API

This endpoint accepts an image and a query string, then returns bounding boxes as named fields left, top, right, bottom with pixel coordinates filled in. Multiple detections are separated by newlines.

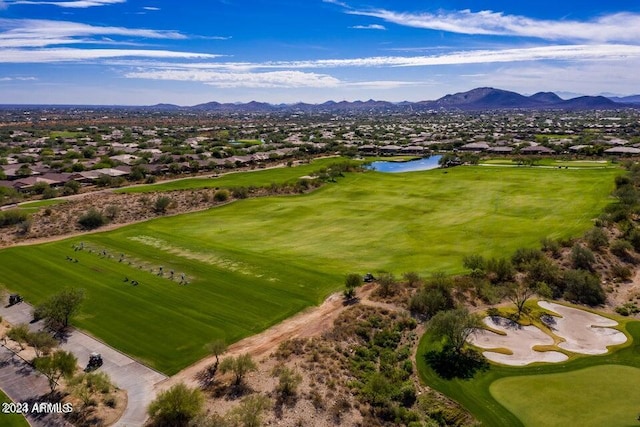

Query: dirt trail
left=162, top=284, right=398, bottom=390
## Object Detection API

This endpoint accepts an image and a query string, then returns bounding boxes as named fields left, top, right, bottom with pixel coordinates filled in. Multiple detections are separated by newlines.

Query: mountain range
left=143, top=87, right=637, bottom=113
left=2, top=88, right=638, bottom=113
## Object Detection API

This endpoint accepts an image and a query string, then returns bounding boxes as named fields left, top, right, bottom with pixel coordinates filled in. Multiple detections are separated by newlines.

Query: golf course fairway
left=0, top=165, right=622, bottom=374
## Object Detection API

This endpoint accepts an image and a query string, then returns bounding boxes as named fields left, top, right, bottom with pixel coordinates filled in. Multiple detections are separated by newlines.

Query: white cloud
left=143, top=6, right=159, bottom=11
left=348, top=8, right=640, bottom=43
left=466, top=60, right=640, bottom=96
left=0, top=48, right=217, bottom=63
left=7, top=0, right=125, bottom=8
left=350, top=24, right=386, bottom=30
left=0, top=76, right=37, bottom=81
left=118, top=44, right=640, bottom=72
left=322, top=0, right=350, bottom=8
left=124, top=69, right=341, bottom=88
left=0, top=19, right=187, bottom=45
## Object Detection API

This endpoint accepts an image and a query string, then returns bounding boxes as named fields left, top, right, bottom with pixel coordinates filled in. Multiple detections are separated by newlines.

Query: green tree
left=219, top=354, right=257, bottom=386
left=506, top=282, right=551, bottom=319
left=409, top=273, right=454, bottom=319
left=563, top=270, right=605, bottom=306
left=36, top=288, right=85, bottom=331
left=26, top=330, right=57, bottom=357
left=203, top=339, right=227, bottom=382
left=6, top=323, right=30, bottom=350
left=34, top=350, right=78, bottom=393
left=429, top=308, right=482, bottom=353
left=147, top=383, right=204, bottom=427
left=377, top=272, right=397, bottom=297
left=343, top=273, right=362, bottom=300
left=62, top=180, right=81, bottom=195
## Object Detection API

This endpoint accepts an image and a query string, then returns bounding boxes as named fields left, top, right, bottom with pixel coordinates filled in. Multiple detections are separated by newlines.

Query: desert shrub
left=584, top=227, right=609, bottom=251
left=611, top=239, right=634, bottom=260
left=563, top=269, right=605, bottom=306
left=615, top=303, right=640, bottom=316
left=511, top=247, right=544, bottom=268
left=377, top=272, right=397, bottom=297
left=522, top=257, right=561, bottom=286
left=154, top=196, right=172, bottom=214
left=0, top=209, right=28, bottom=227
left=78, top=208, right=106, bottom=229
left=147, top=383, right=204, bottom=427
left=485, top=257, right=514, bottom=284
left=571, top=244, right=596, bottom=271
left=627, top=227, right=640, bottom=252
left=42, top=186, right=58, bottom=199
left=611, top=264, right=632, bottom=281
left=213, top=189, right=229, bottom=202
left=231, top=186, right=248, bottom=199
left=540, top=236, right=561, bottom=257
left=409, top=273, right=454, bottom=319
left=462, top=254, right=485, bottom=272
left=402, top=271, right=422, bottom=288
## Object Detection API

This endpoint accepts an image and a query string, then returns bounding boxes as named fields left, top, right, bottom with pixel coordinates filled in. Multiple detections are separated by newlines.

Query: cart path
left=0, top=302, right=167, bottom=427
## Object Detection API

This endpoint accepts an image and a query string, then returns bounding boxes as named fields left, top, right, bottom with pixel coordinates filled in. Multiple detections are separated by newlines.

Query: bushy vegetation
left=77, top=208, right=107, bottom=229
left=0, top=209, right=29, bottom=227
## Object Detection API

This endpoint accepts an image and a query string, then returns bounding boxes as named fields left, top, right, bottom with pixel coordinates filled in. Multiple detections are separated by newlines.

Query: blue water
left=368, top=156, right=442, bottom=173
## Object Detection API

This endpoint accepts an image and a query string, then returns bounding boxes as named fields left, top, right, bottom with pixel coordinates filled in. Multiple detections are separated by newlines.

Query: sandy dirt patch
left=469, top=316, right=568, bottom=366
left=538, top=301, right=627, bottom=354
left=163, top=284, right=380, bottom=390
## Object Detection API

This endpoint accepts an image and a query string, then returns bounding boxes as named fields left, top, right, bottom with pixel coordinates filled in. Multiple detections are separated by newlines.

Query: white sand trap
left=469, top=317, right=568, bottom=366
left=538, top=301, right=627, bottom=354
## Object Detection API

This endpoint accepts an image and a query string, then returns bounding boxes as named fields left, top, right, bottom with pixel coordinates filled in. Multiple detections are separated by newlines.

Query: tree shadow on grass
left=425, top=346, right=489, bottom=380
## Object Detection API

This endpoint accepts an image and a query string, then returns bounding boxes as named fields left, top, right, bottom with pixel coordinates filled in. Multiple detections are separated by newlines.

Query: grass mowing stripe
left=0, top=165, right=622, bottom=374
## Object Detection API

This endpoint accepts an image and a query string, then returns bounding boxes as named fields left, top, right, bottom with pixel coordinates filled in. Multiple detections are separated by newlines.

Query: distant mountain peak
left=149, top=87, right=634, bottom=113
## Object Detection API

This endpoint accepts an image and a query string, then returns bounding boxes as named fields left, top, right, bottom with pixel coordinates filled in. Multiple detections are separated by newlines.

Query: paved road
left=0, top=302, right=167, bottom=427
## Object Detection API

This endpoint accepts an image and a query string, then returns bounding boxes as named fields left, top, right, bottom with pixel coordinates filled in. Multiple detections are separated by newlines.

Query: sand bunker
left=469, top=317, right=568, bottom=366
left=468, top=302, right=628, bottom=366
left=538, top=301, right=627, bottom=354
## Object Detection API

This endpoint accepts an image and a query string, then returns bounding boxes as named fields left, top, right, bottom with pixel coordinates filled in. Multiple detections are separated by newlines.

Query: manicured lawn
left=0, top=390, right=29, bottom=427
left=117, top=157, right=349, bottom=193
left=417, top=320, right=640, bottom=427
left=480, top=159, right=615, bottom=168
left=491, top=365, right=640, bottom=427
left=0, top=165, right=621, bottom=374
left=18, top=199, right=68, bottom=212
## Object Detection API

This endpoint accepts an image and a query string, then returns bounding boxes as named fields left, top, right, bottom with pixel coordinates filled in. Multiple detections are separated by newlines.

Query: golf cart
left=8, top=294, right=23, bottom=306
left=86, top=352, right=103, bottom=371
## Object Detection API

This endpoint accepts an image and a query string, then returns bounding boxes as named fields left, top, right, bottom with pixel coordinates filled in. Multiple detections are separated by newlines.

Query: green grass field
left=0, top=390, right=29, bottom=427
left=491, top=365, right=640, bottom=427
left=480, top=159, right=615, bottom=168
left=117, top=157, right=348, bottom=193
left=0, top=165, right=622, bottom=374
left=417, top=319, right=640, bottom=427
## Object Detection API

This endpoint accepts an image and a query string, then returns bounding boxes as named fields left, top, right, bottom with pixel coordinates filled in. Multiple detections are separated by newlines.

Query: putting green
left=491, top=365, right=640, bottom=427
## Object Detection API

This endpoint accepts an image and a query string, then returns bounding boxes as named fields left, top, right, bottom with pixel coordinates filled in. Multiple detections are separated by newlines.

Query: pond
left=367, top=156, right=442, bottom=173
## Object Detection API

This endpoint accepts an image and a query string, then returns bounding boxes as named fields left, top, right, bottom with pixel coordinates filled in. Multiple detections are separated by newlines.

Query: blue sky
left=0, top=0, right=639, bottom=105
